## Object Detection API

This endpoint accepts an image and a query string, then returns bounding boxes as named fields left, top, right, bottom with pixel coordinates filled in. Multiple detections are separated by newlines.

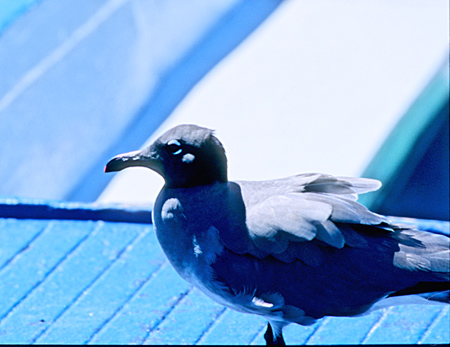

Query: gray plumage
left=105, top=124, right=449, bottom=345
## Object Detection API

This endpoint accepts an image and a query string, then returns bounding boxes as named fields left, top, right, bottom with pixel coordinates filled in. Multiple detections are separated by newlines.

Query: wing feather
left=315, top=220, right=346, bottom=249
left=216, top=174, right=448, bottom=283
left=239, top=173, right=386, bottom=259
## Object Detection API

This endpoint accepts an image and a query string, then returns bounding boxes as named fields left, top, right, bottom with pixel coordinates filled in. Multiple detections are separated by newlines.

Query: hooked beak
left=104, top=149, right=155, bottom=173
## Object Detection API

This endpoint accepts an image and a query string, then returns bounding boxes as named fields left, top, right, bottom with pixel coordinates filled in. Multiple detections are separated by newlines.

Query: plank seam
left=0, top=221, right=96, bottom=323
left=30, top=223, right=144, bottom=344
left=193, top=306, right=227, bottom=345
left=84, top=232, right=166, bottom=344
left=303, top=317, right=328, bottom=345
left=0, top=220, right=50, bottom=273
left=248, top=320, right=267, bottom=345
left=360, top=307, right=390, bottom=344
left=417, top=306, right=449, bottom=344
left=141, top=287, right=193, bottom=344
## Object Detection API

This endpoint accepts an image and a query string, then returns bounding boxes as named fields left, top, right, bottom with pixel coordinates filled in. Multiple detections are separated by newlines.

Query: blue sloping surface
left=0, top=0, right=282, bottom=202
left=0, top=0, right=43, bottom=33
left=0, top=204, right=448, bottom=344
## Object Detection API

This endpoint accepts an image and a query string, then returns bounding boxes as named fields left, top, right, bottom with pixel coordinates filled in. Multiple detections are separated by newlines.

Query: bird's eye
left=166, top=140, right=183, bottom=155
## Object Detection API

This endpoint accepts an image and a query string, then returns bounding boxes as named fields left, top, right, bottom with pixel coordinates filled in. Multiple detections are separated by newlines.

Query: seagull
left=105, top=124, right=449, bottom=345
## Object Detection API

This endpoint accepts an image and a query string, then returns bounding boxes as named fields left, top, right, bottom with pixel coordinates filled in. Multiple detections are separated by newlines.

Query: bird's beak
left=104, top=149, right=155, bottom=173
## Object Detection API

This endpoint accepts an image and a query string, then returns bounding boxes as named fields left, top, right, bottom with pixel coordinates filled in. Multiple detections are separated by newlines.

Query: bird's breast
left=153, top=189, right=224, bottom=278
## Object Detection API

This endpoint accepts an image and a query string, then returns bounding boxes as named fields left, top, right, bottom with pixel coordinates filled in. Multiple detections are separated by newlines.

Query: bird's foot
left=264, top=322, right=286, bottom=345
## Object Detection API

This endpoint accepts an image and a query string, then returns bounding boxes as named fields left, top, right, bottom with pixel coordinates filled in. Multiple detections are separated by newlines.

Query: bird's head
left=105, top=124, right=228, bottom=188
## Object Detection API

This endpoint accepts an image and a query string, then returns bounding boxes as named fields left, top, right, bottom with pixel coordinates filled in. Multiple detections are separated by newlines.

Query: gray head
left=105, top=124, right=228, bottom=188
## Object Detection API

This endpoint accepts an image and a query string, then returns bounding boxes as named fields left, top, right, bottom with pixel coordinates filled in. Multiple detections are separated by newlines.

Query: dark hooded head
left=105, top=124, right=228, bottom=188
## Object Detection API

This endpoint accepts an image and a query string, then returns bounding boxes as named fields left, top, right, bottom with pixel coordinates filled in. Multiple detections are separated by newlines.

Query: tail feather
left=388, top=281, right=450, bottom=303
left=393, top=228, right=450, bottom=281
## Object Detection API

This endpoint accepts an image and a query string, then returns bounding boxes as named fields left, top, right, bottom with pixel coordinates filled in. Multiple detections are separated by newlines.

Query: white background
left=99, top=0, right=449, bottom=205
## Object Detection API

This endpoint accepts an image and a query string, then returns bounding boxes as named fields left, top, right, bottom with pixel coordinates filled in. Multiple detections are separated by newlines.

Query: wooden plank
left=0, top=220, right=95, bottom=322
left=89, top=264, right=190, bottom=344
left=0, top=216, right=448, bottom=345
left=0, top=221, right=140, bottom=344
left=362, top=305, right=445, bottom=344
left=198, top=307, right=267, bottom=345
left=0, top=219, right=48, bottom=269
left=419, top=306, right=450, bottom=344
left=34, top=224, right=154, bottom=344
left=144, top=287, right=226, bottom=345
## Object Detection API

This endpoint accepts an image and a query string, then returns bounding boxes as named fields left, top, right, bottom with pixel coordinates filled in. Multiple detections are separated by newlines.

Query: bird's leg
left=264, top=322, right=286, bottom=345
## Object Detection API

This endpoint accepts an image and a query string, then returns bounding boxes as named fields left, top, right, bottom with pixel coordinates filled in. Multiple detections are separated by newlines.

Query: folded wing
left=234, top=174, right=390, bottom=264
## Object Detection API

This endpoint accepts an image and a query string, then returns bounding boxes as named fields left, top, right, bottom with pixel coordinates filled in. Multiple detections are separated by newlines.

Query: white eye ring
left=167, top=139, right=183, bottom=155
left=167, top=140, right=181, bottom=146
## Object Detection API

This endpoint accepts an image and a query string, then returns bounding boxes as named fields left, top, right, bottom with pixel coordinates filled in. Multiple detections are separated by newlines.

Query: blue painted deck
left=0, top=0, right=282, bottom=202
left=0, top=201, right=448, bottom=345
